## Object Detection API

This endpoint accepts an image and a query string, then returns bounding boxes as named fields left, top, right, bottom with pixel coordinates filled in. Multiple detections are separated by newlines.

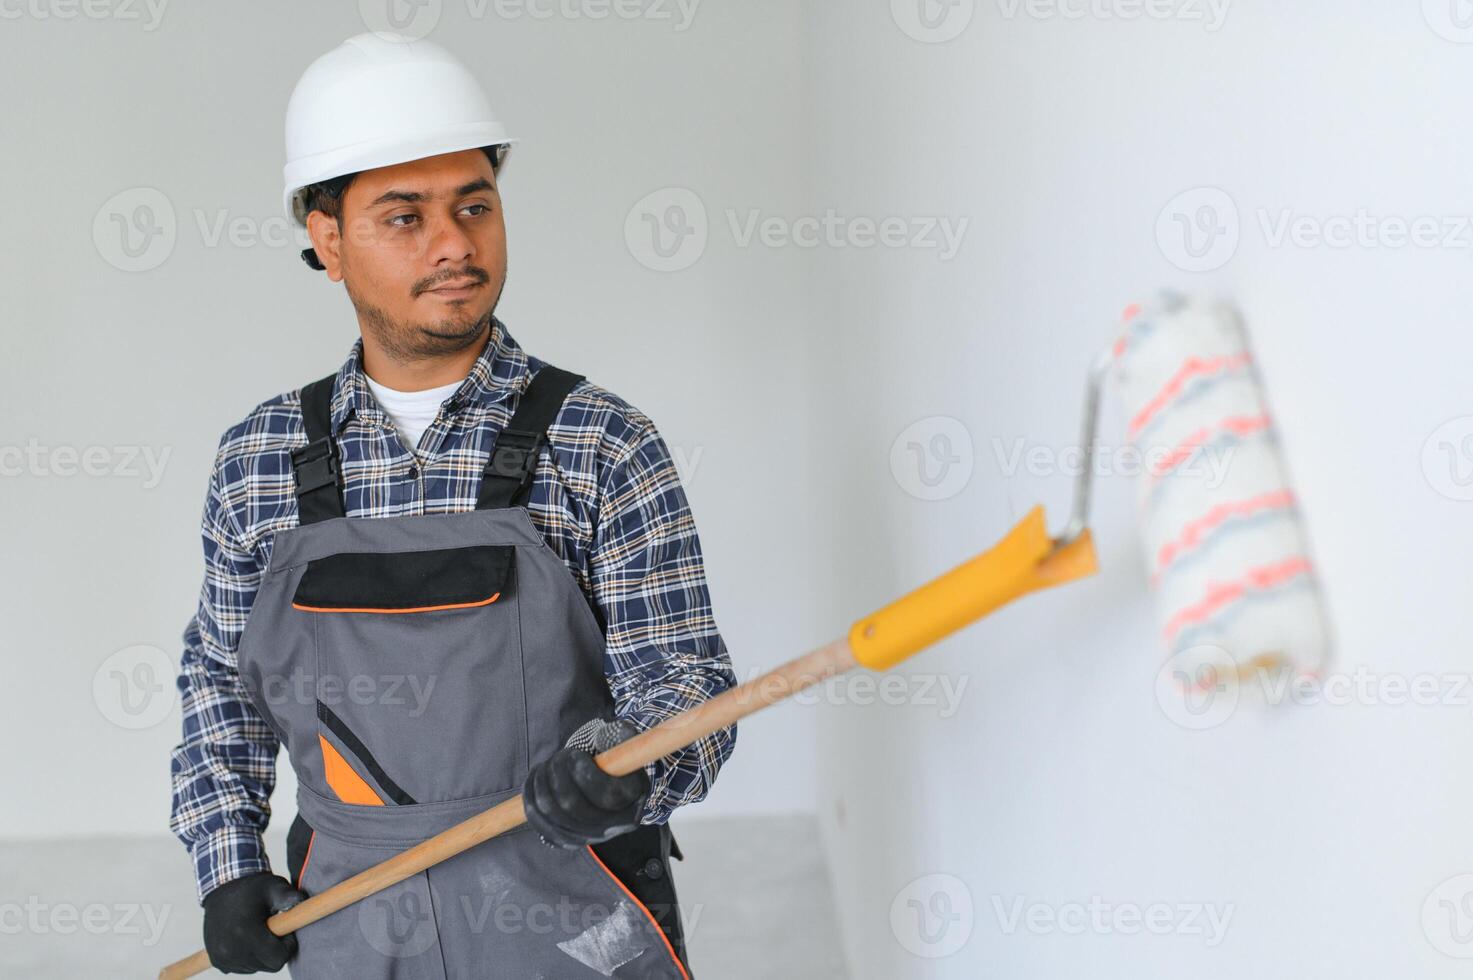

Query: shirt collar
left=329, top=316, right=533, bottom=434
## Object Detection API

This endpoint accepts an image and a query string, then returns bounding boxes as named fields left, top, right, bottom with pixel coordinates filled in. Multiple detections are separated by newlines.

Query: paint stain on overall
left=556, top=900, right=647, bottom=976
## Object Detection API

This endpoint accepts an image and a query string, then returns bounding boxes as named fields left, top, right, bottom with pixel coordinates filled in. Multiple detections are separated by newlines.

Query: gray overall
left=234, top=365, right=692, bottom=979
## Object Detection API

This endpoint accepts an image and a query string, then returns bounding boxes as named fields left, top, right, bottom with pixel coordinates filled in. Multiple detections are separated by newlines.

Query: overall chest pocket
left=293, top=544, right=512, bottom=613
left=291, top=544, right=529, bottom=805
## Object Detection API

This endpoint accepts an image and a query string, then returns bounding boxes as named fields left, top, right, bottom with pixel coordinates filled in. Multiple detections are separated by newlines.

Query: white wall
left=7, top=5, right=1473, bottom=975
left=805, top=2, right=1473, bottom=977
left=0, top=1, right=818, bottom=839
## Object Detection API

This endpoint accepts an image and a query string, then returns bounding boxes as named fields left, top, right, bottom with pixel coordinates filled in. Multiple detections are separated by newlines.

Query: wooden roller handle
left=160, top=508, right=1097, bottom=978
left=158, top=638, right=857, bottom=980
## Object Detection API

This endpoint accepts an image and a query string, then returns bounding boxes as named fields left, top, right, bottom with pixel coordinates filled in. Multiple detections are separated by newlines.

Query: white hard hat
left=282, top=33, right=517, bottom=227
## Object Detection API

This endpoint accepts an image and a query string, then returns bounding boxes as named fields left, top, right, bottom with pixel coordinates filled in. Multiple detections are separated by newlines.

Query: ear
left=305, top=210, right=345, bottom=282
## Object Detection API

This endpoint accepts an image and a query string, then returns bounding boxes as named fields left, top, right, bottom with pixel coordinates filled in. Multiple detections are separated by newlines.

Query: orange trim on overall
left=319, top=734, right=385, bottom=806
left=585, top=846, right=690, bottom=980
left=292, top=592, right=501, bottom=615
left=296, top=831, right=316, bottom=890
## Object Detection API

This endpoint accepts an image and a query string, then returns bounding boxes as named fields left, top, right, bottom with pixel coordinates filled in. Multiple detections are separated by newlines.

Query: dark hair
left=299, top=145, right=504, bottom=270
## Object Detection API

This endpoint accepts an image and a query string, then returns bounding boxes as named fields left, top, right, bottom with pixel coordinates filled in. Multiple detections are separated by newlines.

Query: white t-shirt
left=363, top=373, right=464, bottom=454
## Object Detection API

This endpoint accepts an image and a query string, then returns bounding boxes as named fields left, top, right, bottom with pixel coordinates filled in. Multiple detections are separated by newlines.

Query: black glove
left=202, top=871, right=306, bottom=974
left=523, top=742, right=650, bottom=849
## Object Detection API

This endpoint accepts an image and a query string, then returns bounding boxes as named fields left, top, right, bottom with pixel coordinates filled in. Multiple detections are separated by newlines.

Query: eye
left=387, top=213, right=419, bottom=228
left=460, top=203, right=490, bottom=217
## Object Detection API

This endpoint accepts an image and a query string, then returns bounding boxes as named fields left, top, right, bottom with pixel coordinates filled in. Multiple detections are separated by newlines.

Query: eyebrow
left=367, top=177, right=496, bottom=208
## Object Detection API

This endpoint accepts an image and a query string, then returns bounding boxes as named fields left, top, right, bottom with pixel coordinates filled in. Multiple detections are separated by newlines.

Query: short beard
left=346, top=275, right=505, bottom=363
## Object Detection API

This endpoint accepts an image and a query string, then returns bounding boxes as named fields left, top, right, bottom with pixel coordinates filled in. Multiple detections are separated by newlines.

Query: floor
left=0, top=815, right=849, bottom=978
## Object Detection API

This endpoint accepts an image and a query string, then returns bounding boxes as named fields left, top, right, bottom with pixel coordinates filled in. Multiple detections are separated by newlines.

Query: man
left=168, top=33, right=736, bottom=978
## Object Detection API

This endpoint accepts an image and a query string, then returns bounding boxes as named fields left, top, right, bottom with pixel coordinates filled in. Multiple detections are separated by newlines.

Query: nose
left=422, top=211, right=475, bottom=268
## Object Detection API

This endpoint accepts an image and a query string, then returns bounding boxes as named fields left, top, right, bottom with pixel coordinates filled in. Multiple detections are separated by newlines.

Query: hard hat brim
left=284, top=123, right=517, bottom=226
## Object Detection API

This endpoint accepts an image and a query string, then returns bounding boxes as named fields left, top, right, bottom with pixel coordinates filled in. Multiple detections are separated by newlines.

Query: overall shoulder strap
left=476, top=365, right=585, bottom=510
left=292, top=373, right=346, bottom=524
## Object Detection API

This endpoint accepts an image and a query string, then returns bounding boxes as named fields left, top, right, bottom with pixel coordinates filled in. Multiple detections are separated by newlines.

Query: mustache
left=412, top=267, right=490, bottom=297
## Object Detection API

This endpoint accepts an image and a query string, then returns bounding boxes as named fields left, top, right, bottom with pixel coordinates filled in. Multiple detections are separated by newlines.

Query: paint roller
left=160, top=292, right=1325, bottom=978
left=1111, top=292, right=1330, bottom=683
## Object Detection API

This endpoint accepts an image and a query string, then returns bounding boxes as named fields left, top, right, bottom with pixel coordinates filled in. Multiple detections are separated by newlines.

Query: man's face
left=306, top=148, right=507, bottom=360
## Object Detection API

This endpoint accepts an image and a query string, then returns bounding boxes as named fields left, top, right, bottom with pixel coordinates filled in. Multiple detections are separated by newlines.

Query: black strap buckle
left=487, top=430, right=543, bottom=481
left=292, top=437, right=339, bottom=495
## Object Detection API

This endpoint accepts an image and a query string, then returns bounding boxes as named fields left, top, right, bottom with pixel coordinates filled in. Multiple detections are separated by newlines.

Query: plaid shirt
left=168, top=320, right=737, bottom=903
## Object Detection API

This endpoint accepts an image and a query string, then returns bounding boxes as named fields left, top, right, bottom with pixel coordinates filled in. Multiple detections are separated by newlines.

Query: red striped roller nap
left=1112, top=293, right=1330, bottom=678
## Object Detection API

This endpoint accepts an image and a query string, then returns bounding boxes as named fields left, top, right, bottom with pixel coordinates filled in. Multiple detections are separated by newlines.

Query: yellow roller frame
left=848, top=506, right=1099, bottom=671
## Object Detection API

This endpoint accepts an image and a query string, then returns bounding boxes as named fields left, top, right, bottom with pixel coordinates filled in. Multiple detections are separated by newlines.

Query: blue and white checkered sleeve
left=590, top=421, right=738, bottom=824
left=168, top=445, right=281, bottom=905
